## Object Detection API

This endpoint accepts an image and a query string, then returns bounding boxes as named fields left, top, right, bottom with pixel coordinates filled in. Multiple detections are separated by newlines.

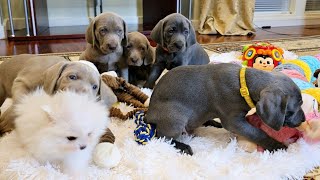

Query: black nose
left=80, top=145, right=86, bottom=150
left=174, top=42, right=183, bottom=49
left=130, top=57, right=138, bottom=63
left=107, top=44, right=117, bottom=51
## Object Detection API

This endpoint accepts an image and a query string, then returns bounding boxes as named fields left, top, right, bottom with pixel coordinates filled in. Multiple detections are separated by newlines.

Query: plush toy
left=101, top=72, right=150, bottom=120
left=313, top=69, right=320, bottom=87
left=238, top=93, right=320, bottom=152
left=242, top=42, right=284, bottom=71
left=93, top=128, right=122, bottom=168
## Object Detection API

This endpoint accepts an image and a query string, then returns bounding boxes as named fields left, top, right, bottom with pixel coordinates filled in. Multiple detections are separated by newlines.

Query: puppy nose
left=107, top=43, right=117, bottom=51
left=130, top=57, right=139, bottom=63
left=174, top=42, right=183, bottom=49
left=80, top=145, right=86, bottom=150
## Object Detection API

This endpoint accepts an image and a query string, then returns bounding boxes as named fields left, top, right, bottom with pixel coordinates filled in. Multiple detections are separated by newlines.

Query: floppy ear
left=43, top=62, right=69, bottom=94
left=121, top=19, right=128, bottom=47
left=256, top=90, right=288, bottom=131
left=150, top=20, right=164, bottom=46
left=100, top=75, right=118, bottom=109
left=86, top=18, right=99, bottom=48
left=186, top=19, right=197, bottom=47
left=144, top=41, right=155, bottom=65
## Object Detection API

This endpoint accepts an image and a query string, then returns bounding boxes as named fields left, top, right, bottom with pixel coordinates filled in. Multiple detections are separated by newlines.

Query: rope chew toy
left=133, top=111, right=156, bottom=145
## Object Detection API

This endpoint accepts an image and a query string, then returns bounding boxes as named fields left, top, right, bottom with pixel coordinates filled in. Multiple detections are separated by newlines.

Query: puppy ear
left=186, top=19, right=197, bottom=47
left=150, top=20, right=164, bottom=46
left=121, top=19, right=128, bottom=47
left=86, top=18, right=99, bottom=48
left=43, top=62, right=69, bottom=94
left=100, top=75, right=118, bottom=108
left=144, top=41, right=155, bottom=65
left=256, top=90, right=287, bottom=131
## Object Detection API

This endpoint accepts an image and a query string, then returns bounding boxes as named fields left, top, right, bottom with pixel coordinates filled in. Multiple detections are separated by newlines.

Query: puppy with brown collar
left=125, top=32, right=155, bottom=86
left=145, top=63, right=305, bottom=155
left=0, top=54, right=100, bottom=135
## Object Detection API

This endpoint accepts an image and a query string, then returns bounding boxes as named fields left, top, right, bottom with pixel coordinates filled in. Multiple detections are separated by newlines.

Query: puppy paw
left=172, top=140, right=193, bottom=155
left=93, top=142, right=122, bottom=168
left=264, top=142, right=287, bottom=152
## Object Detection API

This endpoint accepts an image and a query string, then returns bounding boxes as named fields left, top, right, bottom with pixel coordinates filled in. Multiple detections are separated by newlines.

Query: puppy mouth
left=128, top=60, right=143, bottom=66
left=100, top=46, right=118, bottom=54
left=167, top=44, right=185, bottom=53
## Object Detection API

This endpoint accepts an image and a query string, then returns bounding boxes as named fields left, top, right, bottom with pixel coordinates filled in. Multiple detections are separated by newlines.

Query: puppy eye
left=92, top=85, right=98, bottom=90
left=140, top=47, right=145, bottom=51
left=69, top=75, right=77, bottom=80
left=117, top=29, right=122, bottom=34
left=168, top=30, right=174, bottom=34
left=126, top=44, right=132, bottom=49
left=183, top=30, right=189, bottom=35
left=67, top=136, right=77, bottom=141
left=100, top=29, right=107, bottom=34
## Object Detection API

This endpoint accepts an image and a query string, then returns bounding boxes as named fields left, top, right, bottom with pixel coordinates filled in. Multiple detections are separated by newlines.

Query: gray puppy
left=144, top=13, right=210, bottom=88
left=80, top=12, right=128, bottom=80
left=145, top=63, right=305, bottom=155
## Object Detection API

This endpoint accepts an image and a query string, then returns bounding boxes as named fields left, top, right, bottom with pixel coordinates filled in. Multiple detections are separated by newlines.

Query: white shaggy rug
left=0, top=50, right=319, bottom=179
left=1, top=115, right=320, bottom=179
left=1, top=101, right=320, bottom=179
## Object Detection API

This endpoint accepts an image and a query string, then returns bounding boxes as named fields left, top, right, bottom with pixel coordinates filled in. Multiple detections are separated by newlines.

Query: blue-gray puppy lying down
left=144, top=63, right=306, bottom=155
left=144, top=13, right=210, bottom=88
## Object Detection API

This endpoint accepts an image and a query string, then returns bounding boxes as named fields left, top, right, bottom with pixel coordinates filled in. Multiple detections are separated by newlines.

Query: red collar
left=162, top=46, right=169, bottom=53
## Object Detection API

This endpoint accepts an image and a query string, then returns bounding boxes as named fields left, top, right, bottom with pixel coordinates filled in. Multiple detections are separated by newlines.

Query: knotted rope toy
left=133, top=111, right=156, bottom=145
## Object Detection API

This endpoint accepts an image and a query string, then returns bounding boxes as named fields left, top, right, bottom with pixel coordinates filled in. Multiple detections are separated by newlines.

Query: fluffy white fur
left=13, top=89, right=109, bottom=178
left=1, top=51, right=320, bottom=179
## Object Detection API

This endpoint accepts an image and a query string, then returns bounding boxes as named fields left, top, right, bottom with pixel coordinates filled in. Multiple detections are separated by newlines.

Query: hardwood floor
left=1, top=25, right=320, bottom=56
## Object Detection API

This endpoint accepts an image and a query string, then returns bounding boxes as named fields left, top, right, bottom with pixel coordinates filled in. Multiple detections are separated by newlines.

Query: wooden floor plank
left=1, top=25, right=320, bottom=56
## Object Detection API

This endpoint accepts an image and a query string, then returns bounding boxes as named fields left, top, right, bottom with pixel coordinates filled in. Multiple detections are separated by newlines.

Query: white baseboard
left=253, top=13, right=320, bottom=27
left=191, top=13, right=320, bottom=32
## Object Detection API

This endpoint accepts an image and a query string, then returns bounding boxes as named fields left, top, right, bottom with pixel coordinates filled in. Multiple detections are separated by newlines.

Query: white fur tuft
left=13, top=89, right=109, bottom=178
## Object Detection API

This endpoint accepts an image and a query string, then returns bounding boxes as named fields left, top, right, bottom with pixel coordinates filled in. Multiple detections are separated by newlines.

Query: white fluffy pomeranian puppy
left=14, top=88, right=109, bottom=178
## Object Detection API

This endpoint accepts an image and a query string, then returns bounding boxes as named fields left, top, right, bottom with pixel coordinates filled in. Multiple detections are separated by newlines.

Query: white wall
left=46, top=0, right=143, bottom=27
left=2, top=0, right=319, bottom=31
left=0, top=0, right=142, bottom=29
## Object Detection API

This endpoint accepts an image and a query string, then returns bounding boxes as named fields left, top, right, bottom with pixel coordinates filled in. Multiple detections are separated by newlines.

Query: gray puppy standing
left=144, top=13, right=210, bottom=88
left=145, top=63, right=305, bottom=155
left=80, top=12, right=128, bottom=80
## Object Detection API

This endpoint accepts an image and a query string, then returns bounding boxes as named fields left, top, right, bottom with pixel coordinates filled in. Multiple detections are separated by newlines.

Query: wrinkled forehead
left=95, top=17, right=124, bottom=30
left=64, top=64, right=100, bottom=81
left=128, top=34, right=148, bottom=44
left=164, top=18, right=189, bottom=31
